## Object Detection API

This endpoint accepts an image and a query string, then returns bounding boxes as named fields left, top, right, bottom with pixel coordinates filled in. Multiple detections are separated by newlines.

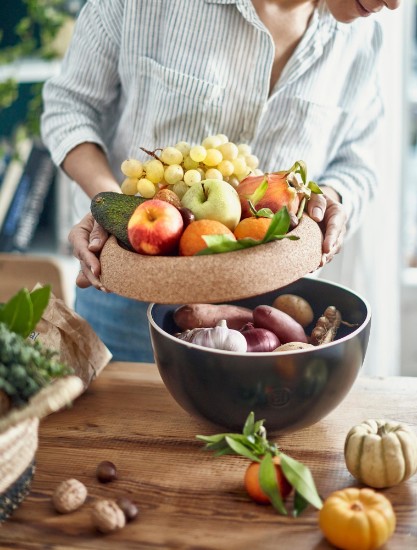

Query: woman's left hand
left=306, top=188, right=347, bottom=266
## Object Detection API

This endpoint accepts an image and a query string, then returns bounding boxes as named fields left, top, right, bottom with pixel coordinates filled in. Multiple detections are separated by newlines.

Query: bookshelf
left=0, top=1, right=82, bottom=306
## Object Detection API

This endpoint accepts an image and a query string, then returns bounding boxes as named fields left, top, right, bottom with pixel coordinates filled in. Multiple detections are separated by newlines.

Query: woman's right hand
left=68, top=212, right=109, bottom=291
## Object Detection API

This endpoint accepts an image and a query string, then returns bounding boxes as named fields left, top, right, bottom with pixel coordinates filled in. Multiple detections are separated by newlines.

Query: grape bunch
left=120, top=134, right=263, bottom=200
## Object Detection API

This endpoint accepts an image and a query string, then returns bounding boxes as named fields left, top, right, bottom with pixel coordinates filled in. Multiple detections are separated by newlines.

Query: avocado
left=90, top=191, right=146, bottom=249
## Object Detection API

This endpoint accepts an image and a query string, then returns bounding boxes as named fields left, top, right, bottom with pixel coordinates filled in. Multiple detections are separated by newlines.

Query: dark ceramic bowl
left=148, top=277, right=371, bottom=434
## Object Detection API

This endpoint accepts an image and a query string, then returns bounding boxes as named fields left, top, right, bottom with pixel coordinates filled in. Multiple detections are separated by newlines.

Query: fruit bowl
left=147, top=277, right=371, bottom=434
left=99, top=214, right=322, bottom=304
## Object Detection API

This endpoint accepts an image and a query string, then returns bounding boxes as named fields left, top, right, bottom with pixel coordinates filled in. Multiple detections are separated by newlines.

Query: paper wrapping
left=28, top=291, right=112, bottom=389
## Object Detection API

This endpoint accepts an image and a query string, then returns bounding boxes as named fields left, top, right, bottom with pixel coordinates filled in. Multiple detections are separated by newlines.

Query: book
left=0, top=141, right=56, bottom=252
left=0, top=137, right=33, bottom=231
left=0, top=141, right=13, bottom=191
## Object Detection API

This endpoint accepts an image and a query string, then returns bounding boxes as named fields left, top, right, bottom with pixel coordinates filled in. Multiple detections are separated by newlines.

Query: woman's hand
left=306, top=188, right=347, bottom=266
left=68, top=212, right=109, bottom=291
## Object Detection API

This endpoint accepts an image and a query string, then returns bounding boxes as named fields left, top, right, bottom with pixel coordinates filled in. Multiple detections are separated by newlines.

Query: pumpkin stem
left=350, top=502, right=363, bottom=512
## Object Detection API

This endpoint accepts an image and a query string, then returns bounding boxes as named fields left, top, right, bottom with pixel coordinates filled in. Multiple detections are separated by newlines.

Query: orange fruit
left=233, top=216, right=272, bottom=241
left=179, top=219, right=236, bottom=256
left=244, top=456, right=292, bottom=504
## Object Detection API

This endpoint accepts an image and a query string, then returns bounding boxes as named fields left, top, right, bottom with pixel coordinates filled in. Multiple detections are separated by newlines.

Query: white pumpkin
left=344, top=419, right=417, bottom=488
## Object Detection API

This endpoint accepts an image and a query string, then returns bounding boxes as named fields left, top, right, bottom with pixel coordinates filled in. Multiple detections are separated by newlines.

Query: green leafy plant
left=0, top=0, right=70, bottom=137
left=0, top=286, right=72, bottom=408
left=197, top=412, right=323, bottom=517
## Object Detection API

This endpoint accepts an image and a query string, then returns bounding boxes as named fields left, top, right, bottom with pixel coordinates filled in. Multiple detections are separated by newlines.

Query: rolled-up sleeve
left=41, top=0, right=121, bottom=166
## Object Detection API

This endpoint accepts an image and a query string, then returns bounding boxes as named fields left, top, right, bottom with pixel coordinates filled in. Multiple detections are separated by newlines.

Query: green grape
left=218, top=142, right=239, bottom=160
left=121, top=158, right=143, bottom=178
left=245, top=154, right=260, bottom=170
left=164, top=164, right=184, bottom=185
left=184, top=169, right=202, bottom=186
left=204, top=148, right=223, bottom=167
left=121, top=177, right=139, bottom=195
left=202, top=135, right=222, bottom=149
left=137, top=178, right=156, bottom=198
left=217, top=159, right=234, bottom=177
left=160, top=146, right=183, bottom=165
left=183, top=155, right=200, bottom=170
left=232, top=156, right=248, bottom=175
left=237, top=143, right=252, bottom=156
left=252, top=168, right=264, bottom=176
left=228, top=175, right=240, bottom=189
left=174, top=141, right=191, bottom=157
left=205, top=168, right=223, bottom=180
left=216, top=133, right=229, bottom=145
left=172, top=181, right=189, bottom=199
left=145, top=159, right=165, bottom=183
left=189, top=145, right=207, bottom=163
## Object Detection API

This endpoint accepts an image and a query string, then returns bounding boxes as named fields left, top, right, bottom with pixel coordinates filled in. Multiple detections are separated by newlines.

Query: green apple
left=180, top=179, right=241, bottom=230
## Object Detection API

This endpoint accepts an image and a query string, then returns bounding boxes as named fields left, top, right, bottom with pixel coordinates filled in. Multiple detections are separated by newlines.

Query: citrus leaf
left=196, top=433, right=232, bottom=444
left=279, top=452, right=322, bottom=510
left=293, top=490, right=309, bottom=517
left=225, top=436, right=260, bottom=462
left=261, top=206, right=291, bottom=242
left=243, top=411, right=256, bottom=436
left=258, top=454, right=287, bottom=515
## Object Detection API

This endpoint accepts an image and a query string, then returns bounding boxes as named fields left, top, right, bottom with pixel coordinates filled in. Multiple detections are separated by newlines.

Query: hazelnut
left=96, top=460, right=117, bottom=483
left=154, top=188, right=182, bottom=209
left=116, top=496, right=139, bottom=522
left=91, top=499, right=126, bottom=533
left=52, top=478, right=88, bottom=513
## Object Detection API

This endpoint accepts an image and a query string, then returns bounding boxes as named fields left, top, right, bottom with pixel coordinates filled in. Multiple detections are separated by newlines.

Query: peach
left=237, top=173, right=300, bottom=219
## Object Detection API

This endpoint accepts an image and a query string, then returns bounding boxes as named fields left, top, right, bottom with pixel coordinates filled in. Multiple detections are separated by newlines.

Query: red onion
left=240, top=322, right=280, bottom=352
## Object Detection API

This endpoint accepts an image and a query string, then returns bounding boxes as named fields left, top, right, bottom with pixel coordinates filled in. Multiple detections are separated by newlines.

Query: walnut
left=52, top=478, right=88, bottom=513
left=91, top=499, right=126, bottom=533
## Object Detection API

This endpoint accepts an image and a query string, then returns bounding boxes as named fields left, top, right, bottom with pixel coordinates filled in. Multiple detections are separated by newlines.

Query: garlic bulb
left=176, top=320, right=247, bottom=352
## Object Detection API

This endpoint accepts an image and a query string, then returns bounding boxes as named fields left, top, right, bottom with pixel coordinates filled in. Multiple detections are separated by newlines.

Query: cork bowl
left=148, top=277, right=371, bottom=434
left=99, top=214, right=322, bottom=304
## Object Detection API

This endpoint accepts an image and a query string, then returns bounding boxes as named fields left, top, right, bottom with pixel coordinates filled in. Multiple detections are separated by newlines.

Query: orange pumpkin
left=319, top=487, right=396, bottom=550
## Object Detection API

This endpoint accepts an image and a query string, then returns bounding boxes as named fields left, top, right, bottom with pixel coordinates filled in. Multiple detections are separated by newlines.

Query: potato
left=272, top=294, right=314, bottom=328
left=253, top=305, right=307, bottom=344
left=173, top=304, right=253, bottom=331
left=275, top=342, right=315, bottom=352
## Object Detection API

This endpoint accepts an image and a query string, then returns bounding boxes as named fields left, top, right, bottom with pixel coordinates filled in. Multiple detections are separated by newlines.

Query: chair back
left=0, top=253, right=67, bottom=303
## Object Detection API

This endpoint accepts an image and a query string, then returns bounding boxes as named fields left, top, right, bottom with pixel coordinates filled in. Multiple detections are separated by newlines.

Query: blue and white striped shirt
left=41, top=0, right=384, bottom=234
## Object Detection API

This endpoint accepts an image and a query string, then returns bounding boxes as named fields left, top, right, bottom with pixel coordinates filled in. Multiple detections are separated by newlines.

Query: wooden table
left=2, top=363, right=417, bottom=550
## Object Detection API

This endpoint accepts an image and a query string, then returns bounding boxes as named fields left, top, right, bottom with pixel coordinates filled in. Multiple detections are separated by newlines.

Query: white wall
left=320, top=4, right=407, bottom=377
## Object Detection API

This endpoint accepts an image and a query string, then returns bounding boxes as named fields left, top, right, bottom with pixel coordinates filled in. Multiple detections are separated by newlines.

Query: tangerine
left=244, top=456, right=292, bottom=504
left=179, top=219, right=236, bottom=256
left=233, top=216, right=272, bottom=241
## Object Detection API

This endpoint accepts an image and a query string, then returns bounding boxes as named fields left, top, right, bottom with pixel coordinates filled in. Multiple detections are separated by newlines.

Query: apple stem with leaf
left=196, top=412, right=323, bottom=517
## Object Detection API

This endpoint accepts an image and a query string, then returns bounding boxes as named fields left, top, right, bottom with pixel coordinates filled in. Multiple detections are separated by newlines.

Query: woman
left=41, top=0, right=400, bottom=361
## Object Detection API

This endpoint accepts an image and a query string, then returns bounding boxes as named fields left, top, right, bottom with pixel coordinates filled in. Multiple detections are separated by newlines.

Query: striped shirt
left=41, top=0, right=384, bottom=233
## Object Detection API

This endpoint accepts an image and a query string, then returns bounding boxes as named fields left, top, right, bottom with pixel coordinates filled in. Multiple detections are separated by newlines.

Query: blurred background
left=0, top=1, right=415, bottom=377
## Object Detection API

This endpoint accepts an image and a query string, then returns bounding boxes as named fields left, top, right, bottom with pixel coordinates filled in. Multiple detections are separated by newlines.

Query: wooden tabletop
left=2, top=363, right=417, bottom=550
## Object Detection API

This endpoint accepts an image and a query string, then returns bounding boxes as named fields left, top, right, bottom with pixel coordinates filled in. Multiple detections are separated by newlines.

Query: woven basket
left=0, top=376, right=84, bottom=522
